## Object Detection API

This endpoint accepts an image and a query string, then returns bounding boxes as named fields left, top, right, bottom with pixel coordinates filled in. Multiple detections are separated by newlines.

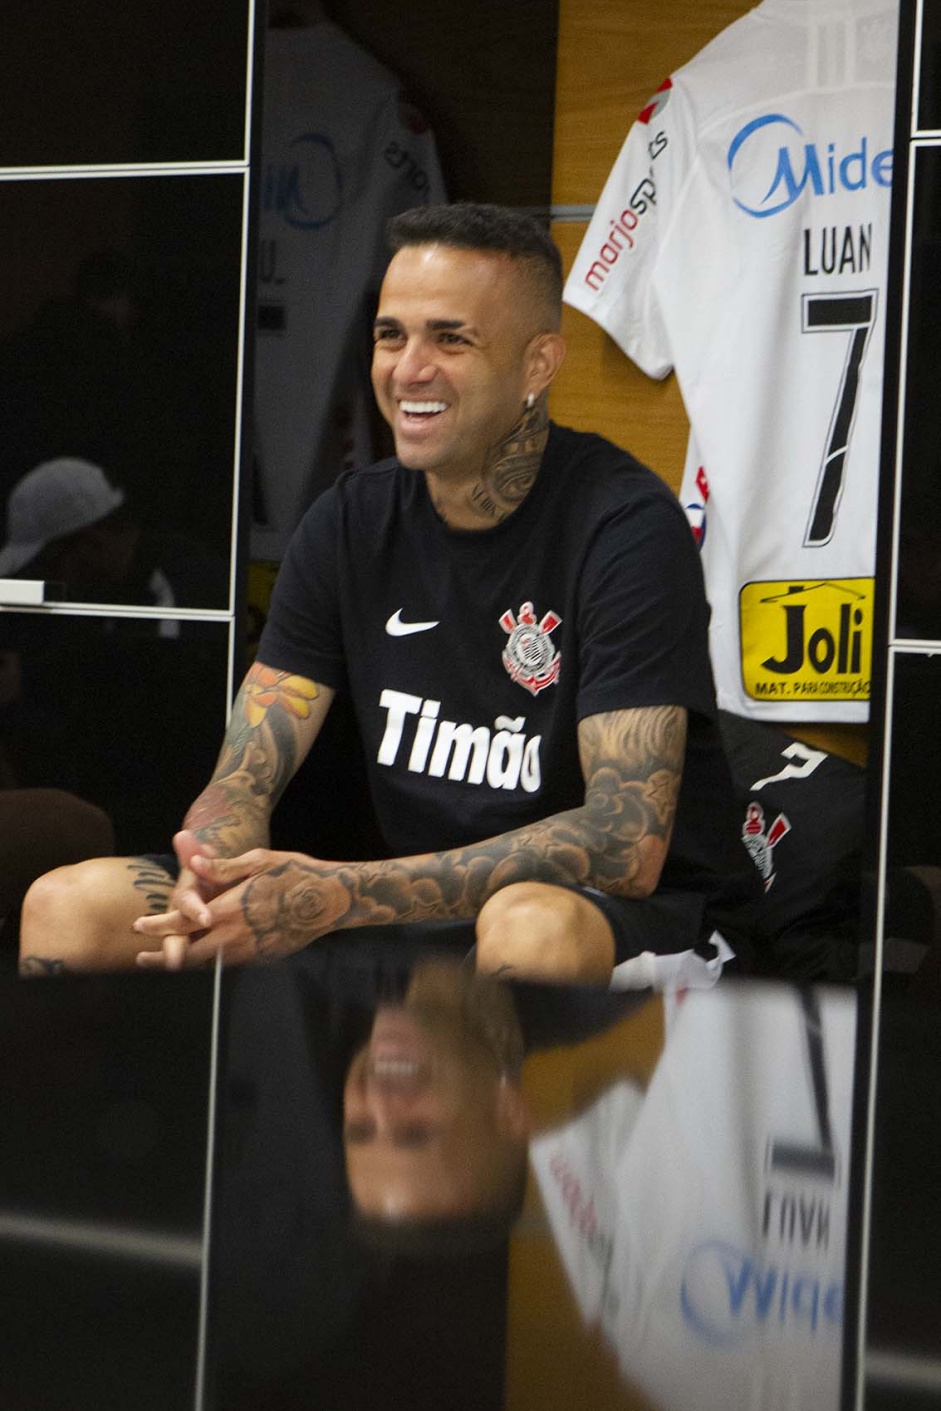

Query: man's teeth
left=400, top=401, right=447, bottom=414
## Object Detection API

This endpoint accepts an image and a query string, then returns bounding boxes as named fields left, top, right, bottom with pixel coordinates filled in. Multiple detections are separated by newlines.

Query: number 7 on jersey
left=802, top=289, right=878, bottom=548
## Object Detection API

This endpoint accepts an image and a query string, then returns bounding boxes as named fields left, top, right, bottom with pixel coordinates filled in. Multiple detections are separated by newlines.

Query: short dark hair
left=387, top=202, right=563, bottom=327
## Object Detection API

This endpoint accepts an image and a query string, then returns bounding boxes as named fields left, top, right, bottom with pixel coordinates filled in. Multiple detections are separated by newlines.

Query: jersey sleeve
left=563, top=79, right=687, bottom=379
left=256, top=489, right=346, bottom=689
left=575, top=490, right=716, bottom=722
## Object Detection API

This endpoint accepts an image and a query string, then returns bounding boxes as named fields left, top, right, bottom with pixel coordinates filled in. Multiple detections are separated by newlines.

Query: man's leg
left=0, top=788, right=115, bottom=916
left=475, top=881, right=709, bottom=984
left=475, top=882, right=617, bottom=983
left=19, top=855, right=176, bottom=975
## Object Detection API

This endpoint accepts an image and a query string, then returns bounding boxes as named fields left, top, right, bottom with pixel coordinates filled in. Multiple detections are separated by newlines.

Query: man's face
left=371, top=243, right=538, bottom=482
left=343, top=1003, right=523, bottom=1220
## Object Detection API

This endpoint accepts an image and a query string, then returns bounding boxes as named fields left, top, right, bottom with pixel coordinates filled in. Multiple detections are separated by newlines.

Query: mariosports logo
left=580, top=79, right=670, bottom=293
left=727, top=114, right=893, bottom=219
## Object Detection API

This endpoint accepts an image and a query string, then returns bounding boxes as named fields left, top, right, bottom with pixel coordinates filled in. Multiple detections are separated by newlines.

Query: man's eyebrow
left=373, top=316, right=476, bottom=333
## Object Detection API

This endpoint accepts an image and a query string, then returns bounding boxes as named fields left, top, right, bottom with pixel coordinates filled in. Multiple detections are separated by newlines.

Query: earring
left=525, top=392, right=535, bottom=410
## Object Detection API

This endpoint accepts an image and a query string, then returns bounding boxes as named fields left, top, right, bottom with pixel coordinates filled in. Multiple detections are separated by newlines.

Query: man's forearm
left=242, top=812, right=651, bottom=942
left=183, top=772, right=274, bottom=857
left=181, top=663, right=330, bottom=859
left=237, top=763, right=678, bottom=959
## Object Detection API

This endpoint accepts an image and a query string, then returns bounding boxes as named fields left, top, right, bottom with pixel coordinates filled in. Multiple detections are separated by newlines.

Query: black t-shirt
left=259, top=423, right=747, bottom=904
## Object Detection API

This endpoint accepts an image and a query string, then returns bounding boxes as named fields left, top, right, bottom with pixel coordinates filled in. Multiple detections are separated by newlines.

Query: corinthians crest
left=499, top=601, right=562, bottom=695
left=742, top=801, right=791, bottom=891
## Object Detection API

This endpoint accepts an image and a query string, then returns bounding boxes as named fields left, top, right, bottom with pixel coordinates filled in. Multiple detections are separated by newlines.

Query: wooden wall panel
left=549, top=0, right=754, bottom=491
left=550, top=220, right=690, bottom=494
left=553, top=0, right=753, bottom=206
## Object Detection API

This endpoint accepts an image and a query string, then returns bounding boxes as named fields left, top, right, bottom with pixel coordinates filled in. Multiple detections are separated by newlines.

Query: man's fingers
left=173, top=829, right=216, bottom=869
left=133, top=893, right=211, bottom=936
left=136, top=934, right=189, bottom=970
left=135, top=933, right=219, bottom=971
left=190, top=850, right=265, bottom=885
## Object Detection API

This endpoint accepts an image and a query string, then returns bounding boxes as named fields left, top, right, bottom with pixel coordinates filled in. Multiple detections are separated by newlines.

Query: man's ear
left=496, top=1076, right=534, bottom=1141
left=525, top=331, right=567, bottom=400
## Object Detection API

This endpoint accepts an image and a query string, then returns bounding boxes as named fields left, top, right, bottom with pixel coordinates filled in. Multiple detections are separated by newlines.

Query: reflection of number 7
left=768, top=988, right=837, bottom=1182
left=802, top=289, right=878, bottom=548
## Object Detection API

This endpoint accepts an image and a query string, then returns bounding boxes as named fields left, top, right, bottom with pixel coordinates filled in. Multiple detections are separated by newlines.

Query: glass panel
left=0, top=174, right=244, bottom=610
left=0, top=611, right=230, bottom=856
left=0, top=970, right=214, bottom=1410
left=0, top=0, right=250, bottom=168
left=210, top=957, right=857, bottom=1410
left=896, top=147, right=941, bottom=639
left=862, top=652, right=941, bottom=1397
left=917, top=0, right=941, bottom=131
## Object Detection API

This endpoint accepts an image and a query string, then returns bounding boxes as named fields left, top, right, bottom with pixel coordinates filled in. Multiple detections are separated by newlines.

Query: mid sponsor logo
left=681, top=1240, right=843, bottom=1347
left=261, top=131, right=342, bottom=231
left=739, top=578, right=873, bottom=704
left=728, top=114, right=893, bottom=219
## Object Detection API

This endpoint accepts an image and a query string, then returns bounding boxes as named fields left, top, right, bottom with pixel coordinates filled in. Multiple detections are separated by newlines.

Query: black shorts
left=141, top=854, right=705, bottom=965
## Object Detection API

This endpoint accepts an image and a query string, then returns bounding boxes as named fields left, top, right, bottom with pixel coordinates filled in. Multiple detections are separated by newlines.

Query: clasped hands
left=133, top=830, right=333, bottom=970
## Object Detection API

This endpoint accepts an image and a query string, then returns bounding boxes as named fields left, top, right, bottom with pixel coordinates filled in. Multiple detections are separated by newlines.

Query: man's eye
left=374, top=328, right=402, bottom=344
left=439, top=332, right=466, bottom=346
left=395, top=1126, right=433, bottom=1149
left=343, top=1119, right=376, bottom=1144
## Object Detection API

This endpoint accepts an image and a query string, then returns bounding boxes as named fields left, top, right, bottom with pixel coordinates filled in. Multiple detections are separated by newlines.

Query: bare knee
left=475, top=883, right=615, bottom=984
left=20, top=857, right=160, bottom=975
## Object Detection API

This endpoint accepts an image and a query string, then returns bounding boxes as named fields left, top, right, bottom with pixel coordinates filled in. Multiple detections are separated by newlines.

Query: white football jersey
left=565, top=0, right=898, bottom=720
left=252, top=22, right=447, bottom=561
left=530, top=983, right=857, bottom=1411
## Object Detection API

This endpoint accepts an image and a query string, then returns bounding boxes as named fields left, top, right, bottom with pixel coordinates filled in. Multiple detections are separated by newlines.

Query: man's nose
left=394, top=337, right=435, bottom=383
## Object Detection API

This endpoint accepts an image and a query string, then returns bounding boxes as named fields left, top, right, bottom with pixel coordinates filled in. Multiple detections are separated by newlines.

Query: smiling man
left=20, top=203, right=753, bottom=980
left=344, top=959, right=530, bottom=1229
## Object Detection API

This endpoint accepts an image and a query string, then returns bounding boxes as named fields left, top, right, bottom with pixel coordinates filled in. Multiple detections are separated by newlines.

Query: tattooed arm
left=183, top=661, right=333, bottom=855
left=161, top=660, right=335, bottom=931
left=135, top=704, right=686, bottom=967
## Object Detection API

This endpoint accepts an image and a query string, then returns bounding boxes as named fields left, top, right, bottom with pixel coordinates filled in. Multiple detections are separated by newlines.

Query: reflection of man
left=0, top=250, right=140, bottom=516
left=0, top=458, right=135, bottom=592
left=344, top=959, right=530, bottom=1229
left=21, top=202, right=752, bottom=980
left=0, top=457, right=227, bottom=611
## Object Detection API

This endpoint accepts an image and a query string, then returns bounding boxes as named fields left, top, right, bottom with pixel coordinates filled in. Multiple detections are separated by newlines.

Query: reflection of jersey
left=252, top=22, right=446, bottom=560
left=565, top=0, right=898, bottom=722
left=530, top=984, right=856, bottom=1411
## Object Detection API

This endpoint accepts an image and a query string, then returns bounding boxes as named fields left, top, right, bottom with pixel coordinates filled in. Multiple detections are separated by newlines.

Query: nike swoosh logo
left=385, top=609, right=440, bottom=637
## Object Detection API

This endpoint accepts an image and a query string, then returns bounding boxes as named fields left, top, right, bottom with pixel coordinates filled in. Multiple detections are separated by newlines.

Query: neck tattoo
left=469, top=401, right=549, bottom=523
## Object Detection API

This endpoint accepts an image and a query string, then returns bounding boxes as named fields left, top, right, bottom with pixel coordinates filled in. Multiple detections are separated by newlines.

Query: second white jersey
left=565, top=0, right=898, bottom=721
left=253, top=23, right=446, bottom=561
left=531, top=984, right=857, bottom=1411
